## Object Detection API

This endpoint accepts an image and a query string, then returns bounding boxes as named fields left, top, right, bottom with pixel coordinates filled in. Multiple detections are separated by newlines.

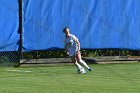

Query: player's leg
left=76, top=51, right=92, bottom=71
left=70, top=56, right=86, bottom=74
left=70, top=56, right=83, bottom=70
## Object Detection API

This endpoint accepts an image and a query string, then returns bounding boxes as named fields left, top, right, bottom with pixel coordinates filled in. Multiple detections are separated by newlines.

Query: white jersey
left=64, top=34, right=78, bottom=56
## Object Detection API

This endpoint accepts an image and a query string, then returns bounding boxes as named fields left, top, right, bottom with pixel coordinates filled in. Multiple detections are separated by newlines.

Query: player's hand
left=77, top=50, right=80, bottom=54
left=67, top=52, right=69, bottom=55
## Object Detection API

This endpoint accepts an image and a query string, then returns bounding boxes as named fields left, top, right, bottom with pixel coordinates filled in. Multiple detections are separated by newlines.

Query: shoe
left=83, top=70, right=86, bottom=74
left=88, top=68, right=92, bottom=71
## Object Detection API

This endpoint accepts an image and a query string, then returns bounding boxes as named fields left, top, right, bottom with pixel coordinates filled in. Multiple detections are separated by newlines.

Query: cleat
left=88, top=68, right=92, bottom=71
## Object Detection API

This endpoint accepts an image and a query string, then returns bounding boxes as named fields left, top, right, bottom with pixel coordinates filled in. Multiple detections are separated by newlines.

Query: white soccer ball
left=77, top=68, right=86, bottom=74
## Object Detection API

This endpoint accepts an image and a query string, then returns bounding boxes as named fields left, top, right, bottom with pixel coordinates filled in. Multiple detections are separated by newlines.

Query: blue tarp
left=23, top=0, right=140, bottom=50
left=0, top=0, right=140, bottom=51
left=0, top=0, right=19, bottom=51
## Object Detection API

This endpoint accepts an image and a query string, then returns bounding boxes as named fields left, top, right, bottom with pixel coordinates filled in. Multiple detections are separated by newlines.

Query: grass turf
left=0, top=63, right=140, bottom=93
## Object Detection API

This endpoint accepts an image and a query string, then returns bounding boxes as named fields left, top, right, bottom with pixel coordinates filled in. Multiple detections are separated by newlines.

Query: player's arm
left=75, top=39, right=80, bottom=51
left=64, top=45, right=69, bottom=55
left=64, top=40, right=69, bottom=55
left=64, top=45, right=67, bottom=51
left=72, top=35, right=81, bottom=51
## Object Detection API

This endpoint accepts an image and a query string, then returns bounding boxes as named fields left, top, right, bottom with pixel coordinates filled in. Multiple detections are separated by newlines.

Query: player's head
left=63, top=27, right=70, bottom=35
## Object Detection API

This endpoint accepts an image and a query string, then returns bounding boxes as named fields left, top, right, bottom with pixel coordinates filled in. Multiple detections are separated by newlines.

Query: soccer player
left=63, top=27, right=92, bottom=74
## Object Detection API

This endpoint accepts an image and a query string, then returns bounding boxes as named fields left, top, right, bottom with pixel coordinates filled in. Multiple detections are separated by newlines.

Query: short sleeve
left=71, top=35, right=78, bottom=41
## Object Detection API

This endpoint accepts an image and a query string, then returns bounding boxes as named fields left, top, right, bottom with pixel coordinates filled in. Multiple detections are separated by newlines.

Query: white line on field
left=7, top=69, right=32, bottom=73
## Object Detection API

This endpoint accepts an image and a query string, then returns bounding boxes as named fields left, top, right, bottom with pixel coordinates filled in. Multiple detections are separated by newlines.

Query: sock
left=75, top=62, right=83, bottom=70
left=79, top=59, right=90, bottom=69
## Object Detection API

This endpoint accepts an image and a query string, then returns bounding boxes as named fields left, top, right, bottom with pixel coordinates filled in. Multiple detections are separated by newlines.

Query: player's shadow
left=82, top=58, right=97, bottom=64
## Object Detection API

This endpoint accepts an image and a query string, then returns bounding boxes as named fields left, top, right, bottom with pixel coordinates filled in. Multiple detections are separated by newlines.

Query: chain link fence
left=0, top=50, right=139, bottom=67
left=19, top=50, right=140, bottom=66
left=0, top=52, right=20, bottom=67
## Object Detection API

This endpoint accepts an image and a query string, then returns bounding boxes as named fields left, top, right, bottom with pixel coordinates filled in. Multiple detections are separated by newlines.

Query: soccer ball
left=77, top=68, right=86, bottom=74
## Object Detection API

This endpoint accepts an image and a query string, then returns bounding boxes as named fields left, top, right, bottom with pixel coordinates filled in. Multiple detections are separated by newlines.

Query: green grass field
left=0, top=63, right=140, bottom=93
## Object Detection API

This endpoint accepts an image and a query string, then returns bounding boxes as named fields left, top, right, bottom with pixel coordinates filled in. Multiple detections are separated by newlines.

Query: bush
left=22, top=49, right=140, bottom=59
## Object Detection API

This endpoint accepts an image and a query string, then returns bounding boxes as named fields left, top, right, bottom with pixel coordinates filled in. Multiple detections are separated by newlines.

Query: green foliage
left=23, top=50, right=140, bottom=59
left=81, top=50, right=138, bottom=57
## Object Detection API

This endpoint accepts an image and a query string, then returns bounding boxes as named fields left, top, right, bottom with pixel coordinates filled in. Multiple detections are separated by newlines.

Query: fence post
left=18, top=0, right=23, bottom=61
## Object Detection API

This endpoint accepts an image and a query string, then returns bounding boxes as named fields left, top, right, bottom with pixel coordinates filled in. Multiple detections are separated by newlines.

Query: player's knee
left=74, top=61, right=78, bottom=64
left=73, top=61, right=77, bottom=64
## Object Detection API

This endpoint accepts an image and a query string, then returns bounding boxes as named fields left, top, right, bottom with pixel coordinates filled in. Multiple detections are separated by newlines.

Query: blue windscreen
left=0, top=0, right=19, bottom=51
left=1, top=0, right=140, bottom=52
left=18, top=0, right=140, bottom=51
left=23, top=0, right=140, bottom=51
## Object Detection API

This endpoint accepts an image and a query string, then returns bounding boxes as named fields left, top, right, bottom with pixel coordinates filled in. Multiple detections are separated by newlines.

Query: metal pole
left=18, top=0, right=23, bottom=59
